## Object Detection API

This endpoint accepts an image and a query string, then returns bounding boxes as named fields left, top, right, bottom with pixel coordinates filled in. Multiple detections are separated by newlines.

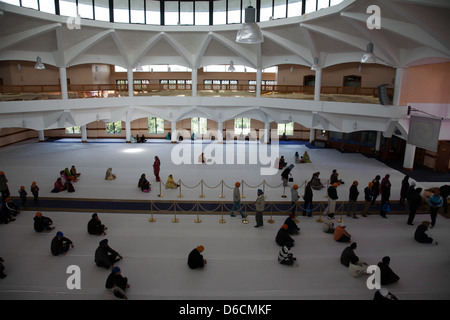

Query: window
left=278, top=122, right=294, bottom=136
left=78, top=0, right=94, bottom=20
left=164, top=0, right=178, bottom=25
left=343, top=75, right=361, bottom=87
left=114, top=0, right=129, bottom=23
left=288, top=0, right=303, bottom=18
left=39, top=0, right=56, bottom=14
left=22, top=0, right=39, bottom=10
left=213, top=0, right=226, bottom=25
left=94, top=0, right=110, bottom=21
left=180, top=1, right=194, bottom=25
left=106, top=120, right=122, bottom=134
left=361, top=131, right=377, bottom=147
left=66, top=126, right=81, bottom=134
left=234, top=118, right=251, bottom=135
left=130, top=0, right=145, bottom=24
left=195, top=1, right=210, bottom=25
left=304, top=75, right=315, bottom=86
left=59, top=0, right=77, bottom=16
left=191, top=117, right=207, bottom=135
left=146, top=0, right=161, bottom=25
left=148, top=117, right=165, bottom=134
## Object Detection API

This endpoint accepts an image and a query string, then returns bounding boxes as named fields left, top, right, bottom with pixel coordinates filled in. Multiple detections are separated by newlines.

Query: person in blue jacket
left=428, top=189, right=443, bottom=227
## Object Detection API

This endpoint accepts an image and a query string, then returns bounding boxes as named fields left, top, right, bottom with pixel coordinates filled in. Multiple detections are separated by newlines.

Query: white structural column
left=125, top=112, right=131, bottom=143
left=393, top=67, right=405, bottom=106
left=191, top=68, right=198, bottom=97
left=59, top=67, right=68, bottom=100
left=264, top=121, right=270, bottom=144
left=403, top=143, right=416, bottom=170
left=309, top=128, right=315, bottom=143
left=375, top=131, right=382, bottom=152
left=127, top=69, right=134, bottom=97
left=171, top=121, right=177, bottom=143
left=256, top=68, right=262, bottom=97
left=314, top=68, right=322, bottom=102
left=38, top=130, right=45, bottom=142
left=217, top=121, right=223, bottom=143
left=81, top=125, right=87, bottom=143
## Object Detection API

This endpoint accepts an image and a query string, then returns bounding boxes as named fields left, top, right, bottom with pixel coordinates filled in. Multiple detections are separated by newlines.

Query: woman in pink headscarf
left=153, top=156, right=161, bottom=182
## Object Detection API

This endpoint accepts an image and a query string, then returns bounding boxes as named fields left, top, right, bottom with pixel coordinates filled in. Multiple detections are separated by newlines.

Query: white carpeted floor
left=0, top=139, right=449, bottom=300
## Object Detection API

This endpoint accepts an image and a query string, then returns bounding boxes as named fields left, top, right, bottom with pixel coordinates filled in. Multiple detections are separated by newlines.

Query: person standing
left=254, top=189, right=265, bottom=228
left=399, top=175, right=410, bottom=206
left=347, top=181, right=359, bottom=219
left=153, top=156, right=161, bottom=182
left=428, top=189, right=443, bottom=227
left=438, top=185, right=449, bottom=214
left=281, top=164, right=294, bottom=187
left=323, top=183, right=339, bottom=215
left=407, top=188, right=422, bottom=225
left=18, top=186, right=27, bottom=207
left=380, top=175, right=391, bottom=218
left=303, top=181, right=313, bottom=217
left=362, top=182, right=373, bottom=217
left=30, top=181, right=40, bottom=203
left=0, top=257, right=6, bottom=279
left=0, top=171, right=10, bottom=203
left=371, top=175, right=381, bottom=206
left=291, top=184, right=299, bottom=216
left=230, top=182, right=244, bottom=219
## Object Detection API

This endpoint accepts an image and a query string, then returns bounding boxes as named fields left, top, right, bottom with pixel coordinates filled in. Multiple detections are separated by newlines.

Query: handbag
left=288, top=177, right=294, bottom=182
left=382, top=203, right=391, bottom=212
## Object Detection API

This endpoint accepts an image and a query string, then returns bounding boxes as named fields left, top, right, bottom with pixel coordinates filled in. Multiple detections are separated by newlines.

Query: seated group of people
left=51, top=165, right=80, bottom=193
left=138, top=173, right=179, bottom=192
left=294, top=151, right=311, bottom=164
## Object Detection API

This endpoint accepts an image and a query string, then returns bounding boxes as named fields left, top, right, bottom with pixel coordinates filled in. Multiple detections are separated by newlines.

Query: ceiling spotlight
left=228, top=61, right=235, bottom=72
left=361, top=42, right=376, bottom=64
left=236, top=4, right=264, bottom=44
left=35, top=56, right=45, bottom=70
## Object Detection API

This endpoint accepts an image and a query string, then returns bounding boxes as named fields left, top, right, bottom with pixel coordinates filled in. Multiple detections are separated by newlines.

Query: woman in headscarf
left=165, top=174, right=179, bottom=189
left=105, top=168, right=116, bottom=180
left=138, top=174, right=150, bottom=192
left=153, top=156, right=161, bottom=182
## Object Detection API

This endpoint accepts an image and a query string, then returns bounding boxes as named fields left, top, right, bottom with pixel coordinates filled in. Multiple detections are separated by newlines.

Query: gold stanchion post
left=316, top=203, right=323, bottom=223
left=241, top=180, right=246, bottom=199
left=158, top=181, right=163, bottom=197
left=219, top=201, right=226, bottom=223
left=195, top=201, right=202, bottom=223
left=177, top=179, right=183, bottom=198
left=199, top=179, right=205, bottom=198
left=337, top=201, right=344, bottom=223
left=172, top=202, right=179, bottom=223
left=268, top=202, right=274, bottom=224
left=242, top=202, right=249, bottom=224
left=219, top=180, right=225, bottom=198
left=148, top=200, right=156, bottom=222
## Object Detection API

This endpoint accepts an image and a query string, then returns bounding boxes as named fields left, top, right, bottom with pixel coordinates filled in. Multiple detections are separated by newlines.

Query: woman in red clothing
left=153, top=156, right=161, bottom=182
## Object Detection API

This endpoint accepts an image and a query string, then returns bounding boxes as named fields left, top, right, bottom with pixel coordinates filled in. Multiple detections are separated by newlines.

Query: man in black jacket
left=87, top=213, right=107, bottom=236
left=188, top=245, right=207, bottom=269
left=324, top=183, right=339, bottom=215
left=95, top=239, right=122, bottom=269
left=275, top=224, right=295, bottom=248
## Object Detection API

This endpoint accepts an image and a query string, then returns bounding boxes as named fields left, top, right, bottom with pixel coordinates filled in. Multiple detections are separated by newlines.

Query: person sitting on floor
left=88, top=213, right=107, bottom=236
left=138, top=174, right=151, bottom=192
left=310, top=172, right=324, bottom=190
left=51, top=231, right=74, bottom=256
left=105, top=267, right=129, bottom=300
left=275, top=224, right=295, bottom=248
left=105, top=168, right=117, bottom=181
left=322, top=213, right=336, bottom=234
left=70, top=165, right=81, bottom=178
left=165, top=174, right=179, bottom=189
left=284, top=213, right=300, bottom=235
left=373, top=288, right=398, bottom=301
left=330, top=169, right=344, bottom=185
left=4, top=197, right=20, bottom=217
left=377, top=256, right=400, bottom=285
left=302, top=151, right=311, bottom=163
left=95, top=239, right=123, bottom=269
left=33, top=212, right=54, bottom=233
left=294, top=151, right=300, bottom=164
left=348, top=256, right=369, bottom=278
left=51, top=177, right=66, bottom=193
left=414, top=221, right=438, bottom=245
left=340, top=242, right=359, bottom=267
left=188, top=245, right=207, bottom=269
left=278, top=246, right=297, bottom=266
left=334, top=222, right=352, bottom=243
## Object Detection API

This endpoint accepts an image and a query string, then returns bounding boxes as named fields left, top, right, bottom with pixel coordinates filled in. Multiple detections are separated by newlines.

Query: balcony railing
left=0, top=84, right=394, bottom=102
